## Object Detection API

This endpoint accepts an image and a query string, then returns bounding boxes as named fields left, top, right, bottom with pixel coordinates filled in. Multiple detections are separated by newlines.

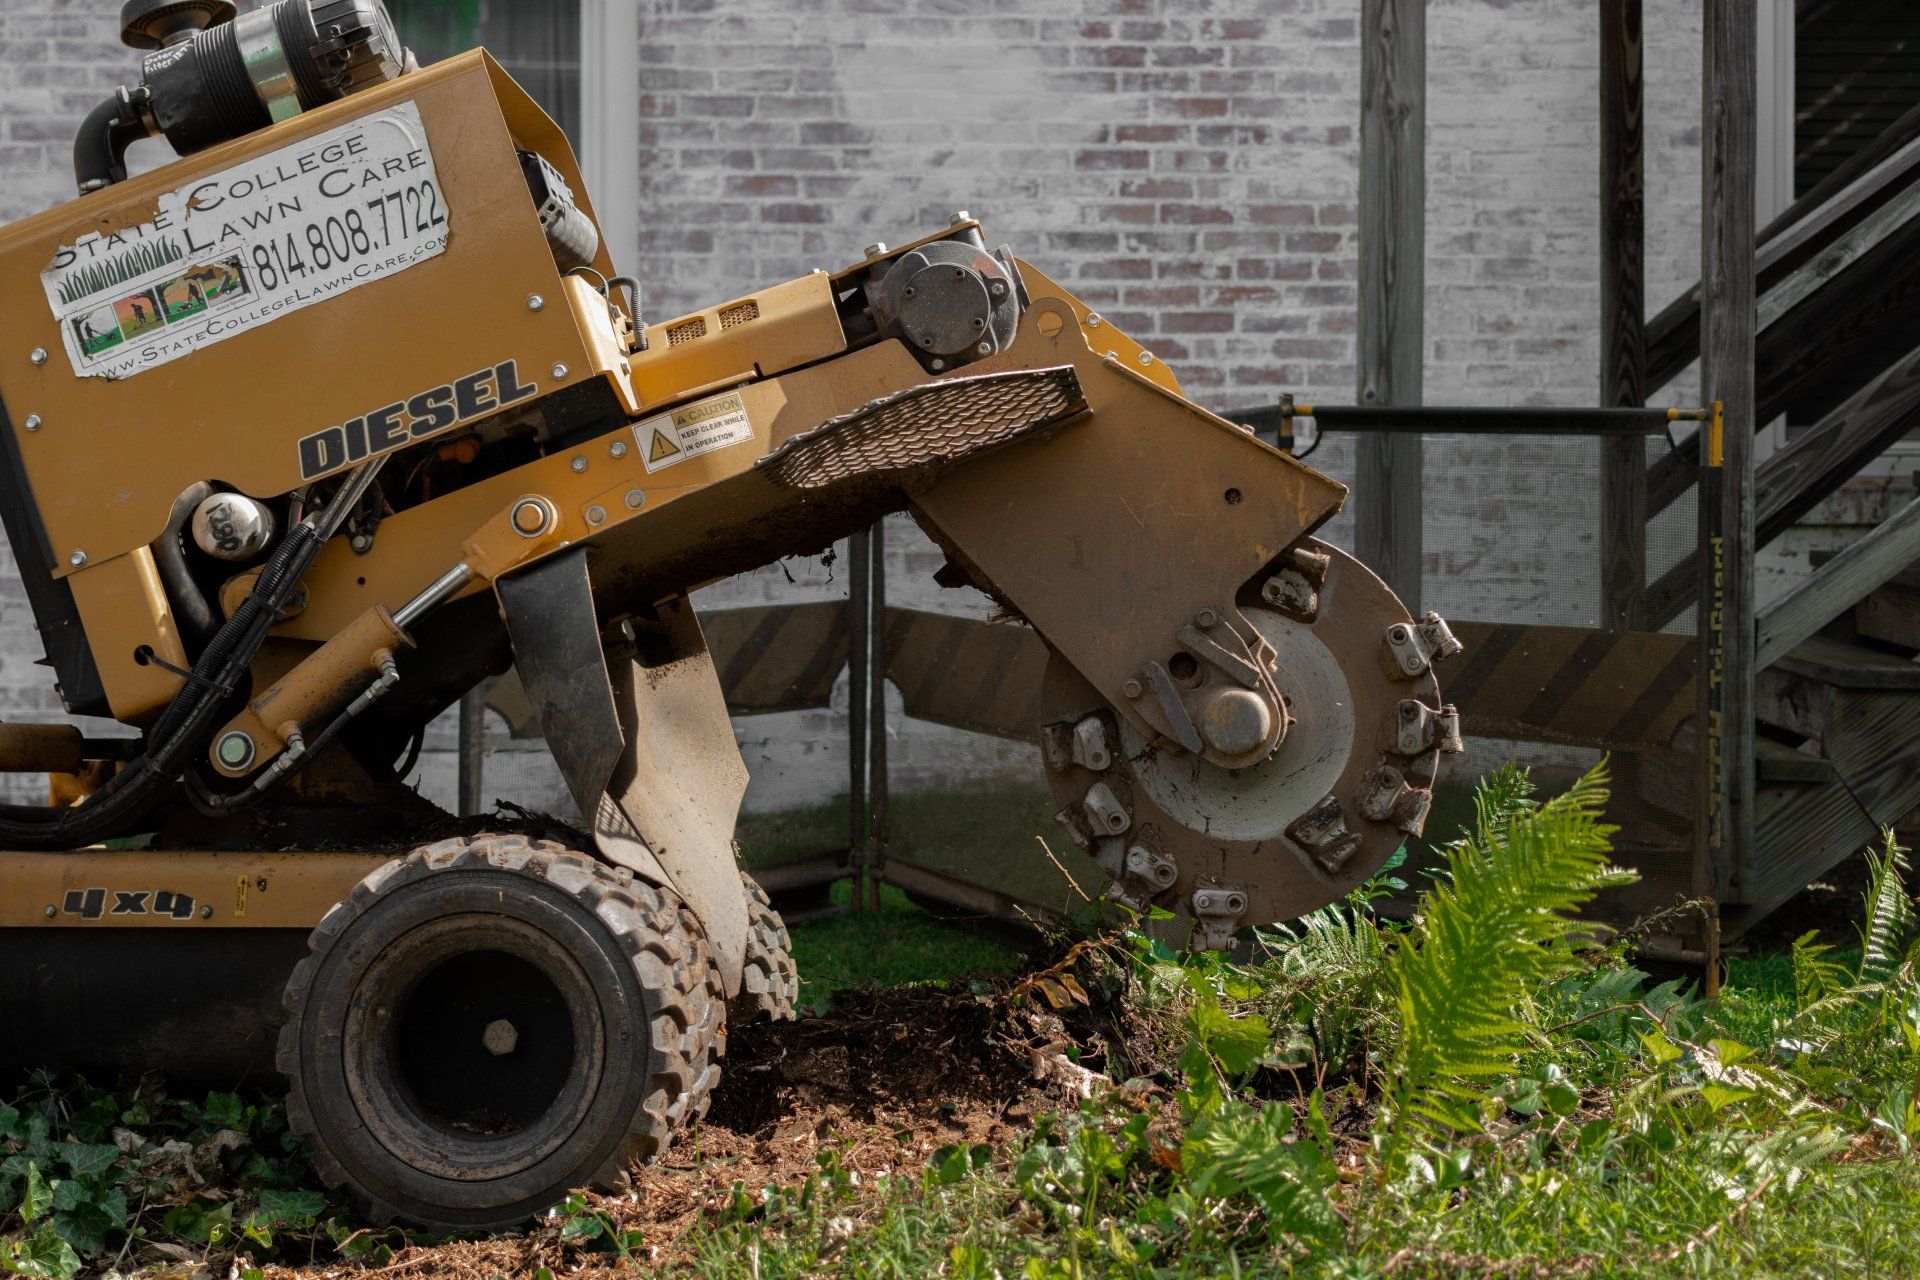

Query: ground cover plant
left=6, top=764, right=1920, bottom=1277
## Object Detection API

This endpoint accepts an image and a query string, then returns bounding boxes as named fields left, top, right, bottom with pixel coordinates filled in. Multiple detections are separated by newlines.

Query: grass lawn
left=7, top=769, right=1919, bottom=1278
left=736, top=785, right=1088, bottom=1003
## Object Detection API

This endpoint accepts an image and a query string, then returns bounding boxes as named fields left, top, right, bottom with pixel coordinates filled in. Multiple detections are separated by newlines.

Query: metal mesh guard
left=756, top=366, right=1087, bottom=490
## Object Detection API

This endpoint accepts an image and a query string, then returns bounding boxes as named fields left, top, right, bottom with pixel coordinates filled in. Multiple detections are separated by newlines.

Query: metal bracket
left=1137, top=659, right=1205, bottom=753
left=1358, top=763, right=1435, bottom=836
left=1261, top=566, right=1318, bottom=620
left=1081, top=780, right=1131, bottom=837
left=1393, top=699, right=1464, bottom=756
left=1175, top=609, right=1266, bottom=688
left=1260, top=544, right=1331, bottom=621
left=1052, top=804, right=1094, bottom=853
left=1383, top=610, right=1464, bottom=679
left=1286, top=793, right=1362, bottom=874
left=1041, top=714, right=1113, bottom=773
left=1125, top=842, right=1178, bottom=893
left=1190, top=885, right=1248, bottom=951
left=1071, top=716, right=1112, bottom=771
left=1099, top=839, right=1179, bottom=911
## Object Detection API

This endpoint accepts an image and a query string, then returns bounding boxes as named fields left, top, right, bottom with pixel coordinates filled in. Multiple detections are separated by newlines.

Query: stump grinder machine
left=0, top=0, right=1460, bottom=1228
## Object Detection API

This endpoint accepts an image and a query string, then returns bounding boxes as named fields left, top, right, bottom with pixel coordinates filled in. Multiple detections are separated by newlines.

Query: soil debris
left=266, top=971, right=1133, bottom=1278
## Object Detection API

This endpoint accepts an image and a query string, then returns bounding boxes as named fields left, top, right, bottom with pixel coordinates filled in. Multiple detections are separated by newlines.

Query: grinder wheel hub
left=1041, top=543, right=1449, bottom=933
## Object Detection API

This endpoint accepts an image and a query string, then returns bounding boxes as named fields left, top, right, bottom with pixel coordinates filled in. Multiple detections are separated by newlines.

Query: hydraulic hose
left=0, top=461, right=381, bottom=849
left=156, top=482, right=219, bottom=653
left=72, top=90, right=155, bottom=194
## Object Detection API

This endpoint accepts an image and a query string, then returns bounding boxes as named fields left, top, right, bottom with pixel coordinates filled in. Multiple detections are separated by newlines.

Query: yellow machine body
left=0, top=47, right=1458, bottom=1189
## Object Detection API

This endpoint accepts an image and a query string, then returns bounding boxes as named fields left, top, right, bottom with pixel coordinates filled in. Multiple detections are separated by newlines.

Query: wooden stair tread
left=1754, top=737, right=1836, bottom=783
left=1772, top=634, right=1920, bottom=688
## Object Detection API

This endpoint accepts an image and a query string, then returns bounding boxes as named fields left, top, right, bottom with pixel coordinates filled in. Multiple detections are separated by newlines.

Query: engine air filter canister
left=139, top=0, right=408, bottom=155
left=77, top=0, right=411, bottom=192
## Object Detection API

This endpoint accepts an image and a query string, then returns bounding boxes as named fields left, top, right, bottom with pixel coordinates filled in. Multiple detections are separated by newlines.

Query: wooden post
left=455, top=686, right=487, bottom=817
left=1600, top=0, right=1647, bottom=630
left=846, top=528, right=870, bottom=912
left=1357, top=0, right=1425, bottom=613
left=1698, top=0, right=1758, bottom=987
left=867, top=520, right=889, bottom=914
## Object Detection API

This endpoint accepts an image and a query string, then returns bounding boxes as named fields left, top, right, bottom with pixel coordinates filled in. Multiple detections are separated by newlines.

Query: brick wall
left=0, top=0, right=1735, bottom=815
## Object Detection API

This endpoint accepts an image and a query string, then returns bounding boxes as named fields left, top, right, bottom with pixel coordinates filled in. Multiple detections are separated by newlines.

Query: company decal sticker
left=294, top=359, right=537, bottom=480
left=634, top=390, right=755, bottom=473
left=41, top=100, right=449, bottom=380
left=59, top=886, right=198, bottom=920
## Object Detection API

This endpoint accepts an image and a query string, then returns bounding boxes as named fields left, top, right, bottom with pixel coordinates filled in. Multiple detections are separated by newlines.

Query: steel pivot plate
left=1040, top=542, right=1454, bottom=934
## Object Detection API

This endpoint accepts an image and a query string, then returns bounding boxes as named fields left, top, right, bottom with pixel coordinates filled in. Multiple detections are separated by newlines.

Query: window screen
left=387, top=0, right=581, bottom=144
left=1795, top=1, right=1920, bottom=198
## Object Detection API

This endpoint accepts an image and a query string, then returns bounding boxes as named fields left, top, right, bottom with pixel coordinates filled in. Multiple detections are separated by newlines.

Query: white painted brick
left=0, top=0, right=1875, bottom=818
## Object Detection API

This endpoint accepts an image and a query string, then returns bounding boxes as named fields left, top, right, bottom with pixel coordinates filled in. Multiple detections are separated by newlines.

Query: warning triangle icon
left=648, top=428, right=681, bottom=463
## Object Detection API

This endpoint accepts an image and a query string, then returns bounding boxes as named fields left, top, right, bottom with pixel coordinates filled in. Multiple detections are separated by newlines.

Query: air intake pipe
left=74, top=0, right=411, bottom=194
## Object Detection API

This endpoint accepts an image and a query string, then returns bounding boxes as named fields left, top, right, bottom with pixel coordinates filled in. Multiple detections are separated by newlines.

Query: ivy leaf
left=3, top=1222, right=82, bottom=1279
left=51, top=1144, right=118, bottom=1179
left=19, top=1162, right=52, bottom=1222
left=251, top=1188, right=326, bottom=1228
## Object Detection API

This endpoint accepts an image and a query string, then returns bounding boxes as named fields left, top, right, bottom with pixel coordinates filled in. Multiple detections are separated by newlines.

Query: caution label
left=634, top=390, right=755, bottom=473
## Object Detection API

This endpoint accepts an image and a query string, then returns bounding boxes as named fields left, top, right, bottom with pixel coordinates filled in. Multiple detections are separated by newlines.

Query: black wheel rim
left=342, top=914, right=609, bottom=1181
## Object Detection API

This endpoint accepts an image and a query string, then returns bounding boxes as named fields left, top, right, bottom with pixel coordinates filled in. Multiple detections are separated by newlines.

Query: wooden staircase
left=1743, top=634, right=1920, bottom=929
left=1617, top=97, right=1920, bottom=935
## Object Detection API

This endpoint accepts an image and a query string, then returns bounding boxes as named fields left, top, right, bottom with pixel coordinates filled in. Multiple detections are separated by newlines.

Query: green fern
left=1787, top=832, right=1920, bottom=1065
left=1378, top=763, right=1628, bottom=1170
left=1790, top=930, right=1849, bottom=1016
left=1858, top=834, right=1915, bottom=986
left=1181, top=1100, right=1340, bottom=1244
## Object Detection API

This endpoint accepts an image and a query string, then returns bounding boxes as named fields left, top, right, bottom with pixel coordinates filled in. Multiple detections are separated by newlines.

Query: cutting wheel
left=1039, top=542, right=1456, bottom=939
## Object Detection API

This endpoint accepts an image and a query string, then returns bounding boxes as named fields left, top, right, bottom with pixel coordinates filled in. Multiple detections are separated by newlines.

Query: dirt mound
left=267, top=979, right=1109, bottom=1278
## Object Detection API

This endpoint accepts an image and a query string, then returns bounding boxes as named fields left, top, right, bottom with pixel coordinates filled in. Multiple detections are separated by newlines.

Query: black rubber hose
left=156, top=482, right=219, bottom=654
left=72, top=92, right=153, bottom=193
left=0, top=520, right=323, bottom=848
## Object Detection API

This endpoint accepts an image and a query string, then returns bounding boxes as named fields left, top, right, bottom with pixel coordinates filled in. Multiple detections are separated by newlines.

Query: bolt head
left=43, top=905, right=55, bottom=918
left=1139, top=350, right=1155, bottom=365
left=948, top=210, right=971, bottom=226
left=1086, top=313, right=1103, bottom=328
left=483, top=1018, right=519, bottom=1056
left=1199, top=688, right=1275, bottom=757
left=527, top=293, right=545, bottom=311
left=349, top=533, right=372, bottom=552
left=864, top=242, right=888, bottom=258
left=624, top=488, right=646, bottom=510
left=200, top=905, right=213, bottom=919
left=23, top=414, right=40, bottom=432
left=67, top=550, right=85, bottom=567
left=216, top=731, right=255, bottom=769
left=975, top=341, right=992, bottom=355
left=929, top=358, right=945, bottom=371
left=1195, top=608, right=1218, bottom=629
left=1121, top=678, right=1142, bottom=699
left=29, top=347, right=47, bottom=365
left=570, top=456, right=588, bottom=473
left=610, top=440, right=628, bottom=459
left=586, top=505, right=606, bottom=525
left=512, top=499, right=551, bottom=535
left=988, top=280, right=1008, bottom=299
left=551, top=362, right=569, bottom=380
